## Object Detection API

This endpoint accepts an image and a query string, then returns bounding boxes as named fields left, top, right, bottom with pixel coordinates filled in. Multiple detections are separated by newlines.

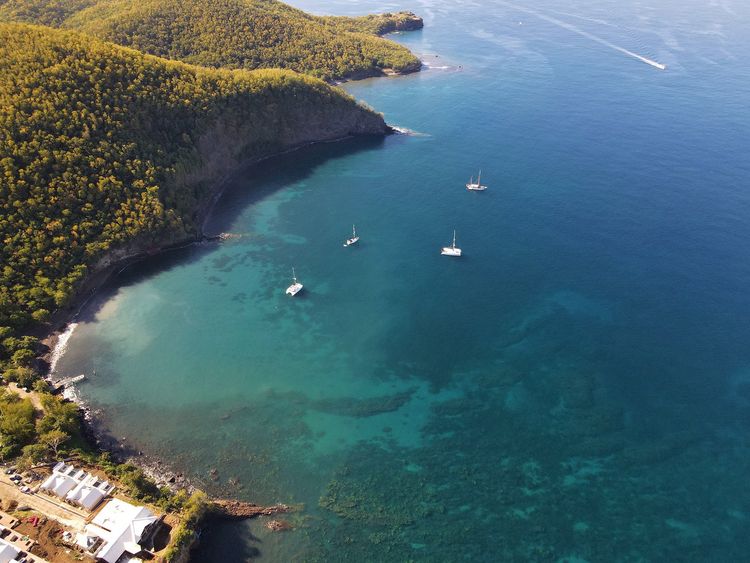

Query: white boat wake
left=498, top=0, right=666, bottom=71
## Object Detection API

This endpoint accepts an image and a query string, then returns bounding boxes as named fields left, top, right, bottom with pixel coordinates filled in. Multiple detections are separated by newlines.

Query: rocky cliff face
left=191, top=99, right=387, bottom=181
left=385, top=12, right=424, bottom=33
left=178, top=95, right=389, bottom=228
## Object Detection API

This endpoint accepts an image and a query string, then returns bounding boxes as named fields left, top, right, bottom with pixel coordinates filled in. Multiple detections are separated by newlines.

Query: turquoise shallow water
left=55, top=0, right=750, bottom=560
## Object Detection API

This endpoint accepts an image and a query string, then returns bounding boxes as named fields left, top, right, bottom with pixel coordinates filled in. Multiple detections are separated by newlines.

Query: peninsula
left=0, top=0, right=424, bottom=81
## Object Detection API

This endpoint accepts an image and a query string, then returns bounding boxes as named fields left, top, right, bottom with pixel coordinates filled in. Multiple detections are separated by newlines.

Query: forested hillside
left=0, top=0, right=423, bottom=81
left=0, top=22, right=387, bottom=371
left=0, top=0, right=96, bottom=26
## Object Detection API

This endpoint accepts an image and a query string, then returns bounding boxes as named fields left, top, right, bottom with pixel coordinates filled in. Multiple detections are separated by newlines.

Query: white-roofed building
left=67, top=482, right=105, bottom=511
left=82, top=499, right=160, bottom=563
left=66, top=474, right=112, bottom=511
left=39, top=463, right=114, bottom=511
left=0, top=538, right=19, bottom=563
left=39, top=473, right=77, bottom=498
left=51, top=461, right=84, bottom=480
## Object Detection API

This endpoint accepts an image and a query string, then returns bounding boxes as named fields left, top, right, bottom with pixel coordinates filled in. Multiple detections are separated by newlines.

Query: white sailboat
left=466, top=170, right=487, bottom=191
left=285, top=267, right=304, bottom=296
left=441, top=229, right=462, bottom=256
left=343, top=224, right=359, bottom=247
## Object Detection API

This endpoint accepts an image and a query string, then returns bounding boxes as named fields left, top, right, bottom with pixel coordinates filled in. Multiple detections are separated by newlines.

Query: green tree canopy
left=0, top=0, right=422, bottom=81
left=0, top=393, right=35, bottom=454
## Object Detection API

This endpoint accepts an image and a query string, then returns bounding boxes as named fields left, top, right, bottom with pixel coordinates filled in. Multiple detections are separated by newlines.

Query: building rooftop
left=85, top=499, right=159, bottom=563
left=0, top=538, right=19, bottom=563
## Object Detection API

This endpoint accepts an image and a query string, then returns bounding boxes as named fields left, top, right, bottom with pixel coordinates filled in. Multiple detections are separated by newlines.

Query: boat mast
left=452, top=229, right=456, bottom=249
left=353, top=224, right=356, bottom=238
left=477, top=170, right=481, bottom=186
left=292, top=267, right=297, bottom=283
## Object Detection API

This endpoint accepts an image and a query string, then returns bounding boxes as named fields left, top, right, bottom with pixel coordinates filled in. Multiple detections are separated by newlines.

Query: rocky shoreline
left=211, top=499, right=291, bottom=520
left=331, top=60, right=423, bottom=84
left=65, top=382, right=291, bottom=517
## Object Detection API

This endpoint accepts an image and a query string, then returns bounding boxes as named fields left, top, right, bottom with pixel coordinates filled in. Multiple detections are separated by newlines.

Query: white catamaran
left=441, top=229, right=462, bottom=256
left=343, top=225, right=359, bottom=247
left=466, top=170, right=487, bottom=191
left=285, top=267, right=304, bottom=296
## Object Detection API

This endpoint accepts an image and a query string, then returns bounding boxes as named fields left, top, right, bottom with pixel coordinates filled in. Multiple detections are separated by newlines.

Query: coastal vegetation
left=0, top=0, right=423, bottom=81
left=0, top=385, right=78, bottom=462
left=162, top=491, right=209, bottom=562
left=0, top=22, right=387, bottom=373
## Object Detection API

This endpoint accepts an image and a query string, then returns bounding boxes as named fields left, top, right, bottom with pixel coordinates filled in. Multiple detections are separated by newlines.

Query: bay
left=56, top=0, right=750, bottom=560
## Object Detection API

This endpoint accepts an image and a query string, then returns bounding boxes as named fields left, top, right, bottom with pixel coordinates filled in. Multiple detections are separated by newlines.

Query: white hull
left=286, top=282, right=304, bottom=296
left=441, top=247, right=462, bottom=256
left=343, top=236, right=360, bottom=247
left=466, top=170, right=487, bottom=191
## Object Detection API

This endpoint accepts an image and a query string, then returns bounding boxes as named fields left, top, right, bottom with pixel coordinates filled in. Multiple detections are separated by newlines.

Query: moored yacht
left=286, top=267, right=304, bottom=296
left=441, top=229, right=462, bottom=256
left=343, top=225, right=359, bottom=247
left=466, top=170, right=487, bottom=191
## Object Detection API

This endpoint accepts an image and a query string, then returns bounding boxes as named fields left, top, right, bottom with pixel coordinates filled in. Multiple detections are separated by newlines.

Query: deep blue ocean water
left=55, top=0, right=750, bottom=560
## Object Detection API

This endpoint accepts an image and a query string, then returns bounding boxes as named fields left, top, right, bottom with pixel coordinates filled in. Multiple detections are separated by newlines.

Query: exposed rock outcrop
left=211, top=500, right=291, bottom=520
